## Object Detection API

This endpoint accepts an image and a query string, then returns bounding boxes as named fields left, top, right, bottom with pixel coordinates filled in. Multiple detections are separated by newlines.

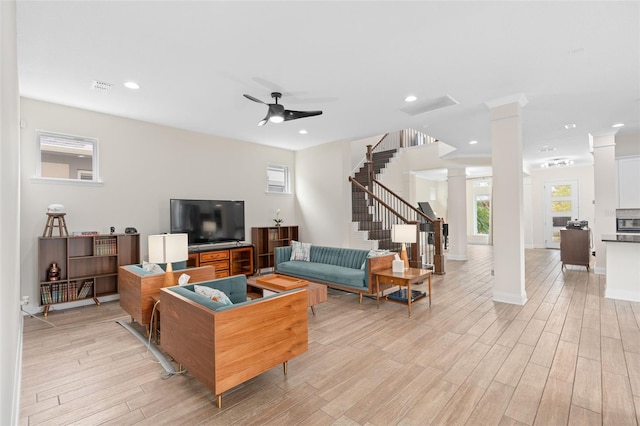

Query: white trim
left=31, top=177, right=104, bottom=186
left=492, top=290, right=528, bottom=305
left=605, top=288, right=640, bottom=303
left=447, top=254, right=468, bottom=261
left=595, top=266, right=606, bottom=275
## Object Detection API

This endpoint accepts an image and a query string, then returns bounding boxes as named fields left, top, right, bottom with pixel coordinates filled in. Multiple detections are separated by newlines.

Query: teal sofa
left=275, top=245, right=394, bottom=302
left=159, top=275, right=308, bottom=408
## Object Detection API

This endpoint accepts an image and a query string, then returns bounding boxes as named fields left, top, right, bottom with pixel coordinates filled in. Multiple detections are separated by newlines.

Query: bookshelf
left=38, top=233, right=140, bottom=316
left=251, top=226, right=299, bottom=272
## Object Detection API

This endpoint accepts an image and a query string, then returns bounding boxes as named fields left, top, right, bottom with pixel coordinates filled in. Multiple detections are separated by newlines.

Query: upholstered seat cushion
left=169, top=274, right=248, bottom=306
left=276, top=261, right=366, bottom=289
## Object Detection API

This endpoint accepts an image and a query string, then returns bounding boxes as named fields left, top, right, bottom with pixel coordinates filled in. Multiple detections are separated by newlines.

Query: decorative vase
left=47, top=262, right=61, bottom=281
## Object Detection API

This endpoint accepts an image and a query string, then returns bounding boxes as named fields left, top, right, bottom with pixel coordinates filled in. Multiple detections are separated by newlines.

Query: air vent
left=91, top=80, right=113, bottom=92
left=400, top=95, right=459, bottom=116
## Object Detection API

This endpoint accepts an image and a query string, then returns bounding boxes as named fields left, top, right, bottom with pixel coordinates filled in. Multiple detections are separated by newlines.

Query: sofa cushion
left=308, top=246, right=368, bottom=269
left=169, top=286, right=226, bottom=311
left=276, top=261, right=366, bottom=289
left=194, top=285, right=233, bottom=305
left=177, top=275, right=247, bottom=304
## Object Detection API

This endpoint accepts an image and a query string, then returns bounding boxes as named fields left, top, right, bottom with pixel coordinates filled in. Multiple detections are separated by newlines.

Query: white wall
left=1, top=1, right=22, bottom=424
left=20, top=98, right=296, bottom=314
left=295, top=139, right=353, bottom=247
left=529, top=165, right=595, bottom=248
left=412, top=175, right=447, bottom=219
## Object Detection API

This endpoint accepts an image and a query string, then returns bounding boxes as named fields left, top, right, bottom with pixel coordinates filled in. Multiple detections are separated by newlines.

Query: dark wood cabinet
left=187, top=244, right=254, bottom=277
left=560, top=229, right=590, bottom=270
left=38, top=233, right=140, bottom=315
left=252, top=226, right=299, bottom=272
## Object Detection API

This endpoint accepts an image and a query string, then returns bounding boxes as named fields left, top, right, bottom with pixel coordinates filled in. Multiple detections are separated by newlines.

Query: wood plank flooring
left=20, top=246, right=640, bottom=425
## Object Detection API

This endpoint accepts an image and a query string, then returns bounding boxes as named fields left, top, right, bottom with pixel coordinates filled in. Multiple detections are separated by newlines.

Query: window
left=37, top=131, right=99, bottom=182
left=266, top=165, right=289, bottom=194
left=474, top=194, right=490, bottom=235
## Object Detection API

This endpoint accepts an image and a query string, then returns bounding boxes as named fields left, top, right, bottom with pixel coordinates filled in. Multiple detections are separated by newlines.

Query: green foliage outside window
left=476, top=197, right=490, bottom=235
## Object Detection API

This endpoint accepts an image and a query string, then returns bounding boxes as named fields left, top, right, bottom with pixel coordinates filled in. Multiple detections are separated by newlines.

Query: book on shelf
left=77, top=280, right=93, bottom=299
left=95, top=237, right=117, bottom=255
left=72, top=231, right=99, bottom=236
left=41, top=283, right=52, bottom=305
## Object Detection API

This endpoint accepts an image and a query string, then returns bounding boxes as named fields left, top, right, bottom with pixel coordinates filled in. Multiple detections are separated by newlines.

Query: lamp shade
left=148, top=233, right=188, bottom=265
left=392, top=224, right=417, bottom=244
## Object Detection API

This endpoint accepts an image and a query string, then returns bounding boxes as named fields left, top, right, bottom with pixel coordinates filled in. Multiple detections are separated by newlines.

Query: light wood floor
left=20, top=245, right=640, bottom=425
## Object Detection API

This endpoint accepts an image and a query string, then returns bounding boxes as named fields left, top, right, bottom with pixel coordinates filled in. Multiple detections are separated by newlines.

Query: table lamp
left=148, top=233, right=188, bottom=287
left=392, top=224, right=417, bottom=269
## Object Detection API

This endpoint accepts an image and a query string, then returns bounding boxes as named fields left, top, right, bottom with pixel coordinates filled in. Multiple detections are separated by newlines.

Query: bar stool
left=43, top=213, right=69, bottom=237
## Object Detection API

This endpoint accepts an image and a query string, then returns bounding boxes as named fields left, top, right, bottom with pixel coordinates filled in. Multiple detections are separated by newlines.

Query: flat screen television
left=170, top=199, right=245, bottom=245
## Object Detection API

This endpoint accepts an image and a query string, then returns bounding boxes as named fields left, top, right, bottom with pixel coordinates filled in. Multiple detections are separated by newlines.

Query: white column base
left=492, top=290, right=528, bottom=305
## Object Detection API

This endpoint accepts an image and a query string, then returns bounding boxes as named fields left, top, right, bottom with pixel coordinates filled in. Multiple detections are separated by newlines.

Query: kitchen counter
left=602, top=234, right=640, bottom=302
left=601, top=234, right=640, bottom=243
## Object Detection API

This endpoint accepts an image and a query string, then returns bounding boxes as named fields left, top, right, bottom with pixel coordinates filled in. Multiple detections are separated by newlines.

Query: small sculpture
left=47, top=262, right=61, bottom=281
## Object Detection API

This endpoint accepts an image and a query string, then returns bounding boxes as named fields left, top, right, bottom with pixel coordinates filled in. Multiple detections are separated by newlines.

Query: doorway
left=544, top=180, right=579, bottom=249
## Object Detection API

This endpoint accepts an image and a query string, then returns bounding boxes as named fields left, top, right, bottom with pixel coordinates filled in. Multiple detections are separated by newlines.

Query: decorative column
left=591, top=132, right=617, bottom=274
left=447, top=167, right=468, bottom=260
left=486, top=94, right=528, bottom=305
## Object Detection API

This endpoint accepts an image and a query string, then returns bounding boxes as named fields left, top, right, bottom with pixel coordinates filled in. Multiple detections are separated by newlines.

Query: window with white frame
left=266, top=165, right=289, bottom=194
left=37, top=131, right=99, bottom=182
left=474, top=194, right=490, bottom=235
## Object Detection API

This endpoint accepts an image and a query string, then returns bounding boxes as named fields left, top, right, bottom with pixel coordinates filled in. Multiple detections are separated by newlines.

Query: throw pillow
left=142, top=261, right=164, bottom=274
left=194, top=285, right=233, bottom=305
left=290, top=240, right=311, bottom=261
left=361, top=249, right=391, bottom=269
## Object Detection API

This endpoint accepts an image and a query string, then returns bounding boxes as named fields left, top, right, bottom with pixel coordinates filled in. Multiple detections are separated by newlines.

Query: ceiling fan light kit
left=244, top=92, right=322, bottom=126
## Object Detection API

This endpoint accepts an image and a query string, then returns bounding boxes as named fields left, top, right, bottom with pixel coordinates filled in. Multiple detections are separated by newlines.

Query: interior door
left=544, top=180, right=579, bottom=249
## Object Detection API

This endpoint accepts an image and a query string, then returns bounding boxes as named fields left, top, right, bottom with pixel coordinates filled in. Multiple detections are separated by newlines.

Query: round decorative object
left=47, top=262, right=61, bottom=281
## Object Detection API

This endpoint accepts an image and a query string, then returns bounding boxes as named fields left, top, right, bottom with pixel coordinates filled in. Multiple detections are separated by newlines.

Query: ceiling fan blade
left=283, top=110, right=323, bottom=122
left=258, top=113, right=270, bottom=126
left=243, top=94, right=266, bottom=104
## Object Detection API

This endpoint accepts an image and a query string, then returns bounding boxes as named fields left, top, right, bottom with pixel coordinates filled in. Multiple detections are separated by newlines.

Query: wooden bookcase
left=38, top=233, right=140, bottom=315
left=251, top=226, right=299, bottom=271
left=187, top=244, right=254, bottom=277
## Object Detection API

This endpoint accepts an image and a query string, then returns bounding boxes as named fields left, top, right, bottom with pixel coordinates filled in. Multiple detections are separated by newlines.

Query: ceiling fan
left=243, top=92, right=323, bottom=126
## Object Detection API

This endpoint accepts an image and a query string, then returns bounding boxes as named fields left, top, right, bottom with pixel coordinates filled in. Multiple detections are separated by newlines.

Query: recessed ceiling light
left=299, top=129, right=308, bottom=134
left=612, top=123, right=625, bottom=128
left=469, top=140, right=478, bottom=145
left=404, top=95, right=417, bottom=102
left=124, top=81, right=140, bottom=90
left=539, top=145, right=557, bottom=152
left=564, top=123, right=576, bottom=129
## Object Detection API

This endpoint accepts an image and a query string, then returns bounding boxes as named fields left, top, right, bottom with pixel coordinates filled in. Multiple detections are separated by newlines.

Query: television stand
left=187, top=243, right=254, bottom=277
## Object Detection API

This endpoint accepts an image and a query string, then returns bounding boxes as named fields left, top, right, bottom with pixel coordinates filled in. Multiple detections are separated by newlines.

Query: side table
left=374, top=267, right=432, bottom=317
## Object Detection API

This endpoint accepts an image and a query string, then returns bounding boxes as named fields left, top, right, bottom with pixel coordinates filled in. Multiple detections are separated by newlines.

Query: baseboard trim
left=492, top=290, right=528, bottom=305
left=605, top=288, right=640, bottom=303
left=447, top=254, right=468, bottom=261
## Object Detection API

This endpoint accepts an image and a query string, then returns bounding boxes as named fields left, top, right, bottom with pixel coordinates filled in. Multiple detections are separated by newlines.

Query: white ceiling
left=16, top=1, right=640, bottom=171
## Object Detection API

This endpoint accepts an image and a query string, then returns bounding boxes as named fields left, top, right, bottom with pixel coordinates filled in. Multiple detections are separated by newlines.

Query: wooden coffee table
left=373, top=267, right=432, bottom=317
left=247, top=274, right=327, bottom=315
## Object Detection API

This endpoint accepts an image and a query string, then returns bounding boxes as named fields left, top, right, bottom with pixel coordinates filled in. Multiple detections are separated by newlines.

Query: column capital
left=447, top=167, right=467, bottom=178
left=485, top=93, right=528, bottom=110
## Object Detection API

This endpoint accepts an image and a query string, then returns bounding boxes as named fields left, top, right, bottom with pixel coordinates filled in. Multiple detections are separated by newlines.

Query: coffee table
left=247, top=274, right=327, bottom=315
left=373, top=267, right=432, bottom=317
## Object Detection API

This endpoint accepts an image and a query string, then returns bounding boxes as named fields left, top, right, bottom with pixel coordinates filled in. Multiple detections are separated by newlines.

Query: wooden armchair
left=160, top=280, right=308, bottom=408
left=118, top=264, right=215, bottom=333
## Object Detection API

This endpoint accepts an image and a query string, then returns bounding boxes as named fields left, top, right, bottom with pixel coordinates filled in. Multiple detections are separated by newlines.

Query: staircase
left=351, top=147, right=398, bottom=250
left=349, top=130, right=445, bottom=274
